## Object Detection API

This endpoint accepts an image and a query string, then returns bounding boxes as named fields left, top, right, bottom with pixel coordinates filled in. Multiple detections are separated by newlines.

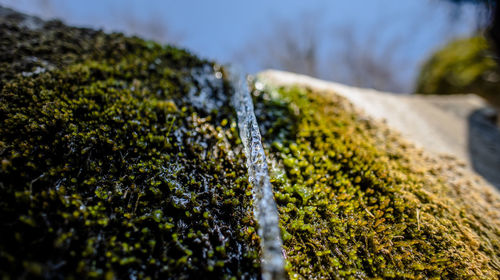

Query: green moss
left=0, top=18, right=260, bottom=279
left=2, top=10, right=499, bottom=280
left=253, top=85, right=500, bottom=279
left=0, top=18, right=202, bottom=87
left=416, top=35, right=500, bottom=108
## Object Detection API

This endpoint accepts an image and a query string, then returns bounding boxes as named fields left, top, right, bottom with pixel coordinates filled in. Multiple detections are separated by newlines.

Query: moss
left=0, top=17, right=260, bottom=279
left=0, top=16, right=202, bottom=87
left=2, top=9, right=500, bottom=280
left=416, top=35, right=500, bottom=108
left=253, top=85, right=500, bottom=279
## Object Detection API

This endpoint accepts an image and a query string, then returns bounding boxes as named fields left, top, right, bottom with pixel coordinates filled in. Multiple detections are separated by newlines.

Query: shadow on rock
left=468, top=107, right=500, bottom=189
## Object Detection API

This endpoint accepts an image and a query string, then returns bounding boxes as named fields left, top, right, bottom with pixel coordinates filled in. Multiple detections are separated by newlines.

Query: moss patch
left=0, top=17, right=260, bottom=279
left=253, top=85, right=500, bottom=279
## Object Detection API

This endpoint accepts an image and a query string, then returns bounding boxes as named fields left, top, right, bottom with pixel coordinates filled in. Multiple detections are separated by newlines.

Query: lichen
left=0, top=17, right=260, bottom=279
left=253, top=85, right=500, bottom=279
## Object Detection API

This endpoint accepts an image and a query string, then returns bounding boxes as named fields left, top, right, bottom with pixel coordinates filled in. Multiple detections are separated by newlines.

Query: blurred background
left=0, top=0, right=485, bottom=93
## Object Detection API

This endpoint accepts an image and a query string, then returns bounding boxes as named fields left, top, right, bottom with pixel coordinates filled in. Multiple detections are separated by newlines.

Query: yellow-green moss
left=253, top=85, right=500, bottom=279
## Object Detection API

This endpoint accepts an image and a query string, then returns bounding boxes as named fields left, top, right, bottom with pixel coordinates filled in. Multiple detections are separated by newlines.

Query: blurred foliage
left=446, top=0, right=492, bottom=3
left=416, top=36, right=500, bottom=107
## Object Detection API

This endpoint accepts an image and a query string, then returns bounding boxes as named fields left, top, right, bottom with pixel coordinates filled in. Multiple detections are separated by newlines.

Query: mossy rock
left=253, top=84, right=500, bottom=279
left=0, top=10, right=260, bottom=279
left=416, top=35, right=500, bottom=108
left=1, top=7, right=500, bottom=280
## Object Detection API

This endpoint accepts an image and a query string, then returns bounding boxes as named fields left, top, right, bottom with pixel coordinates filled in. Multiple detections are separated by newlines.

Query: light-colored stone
left=258, top=69, right=500, bottom=189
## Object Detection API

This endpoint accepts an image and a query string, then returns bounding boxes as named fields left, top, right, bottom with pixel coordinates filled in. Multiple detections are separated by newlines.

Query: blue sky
left=0, top=0, right=479, bottom=92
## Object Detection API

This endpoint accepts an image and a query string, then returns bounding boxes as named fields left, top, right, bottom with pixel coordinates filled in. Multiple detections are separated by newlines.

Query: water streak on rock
left=229, top=67, right=286, bottom=280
